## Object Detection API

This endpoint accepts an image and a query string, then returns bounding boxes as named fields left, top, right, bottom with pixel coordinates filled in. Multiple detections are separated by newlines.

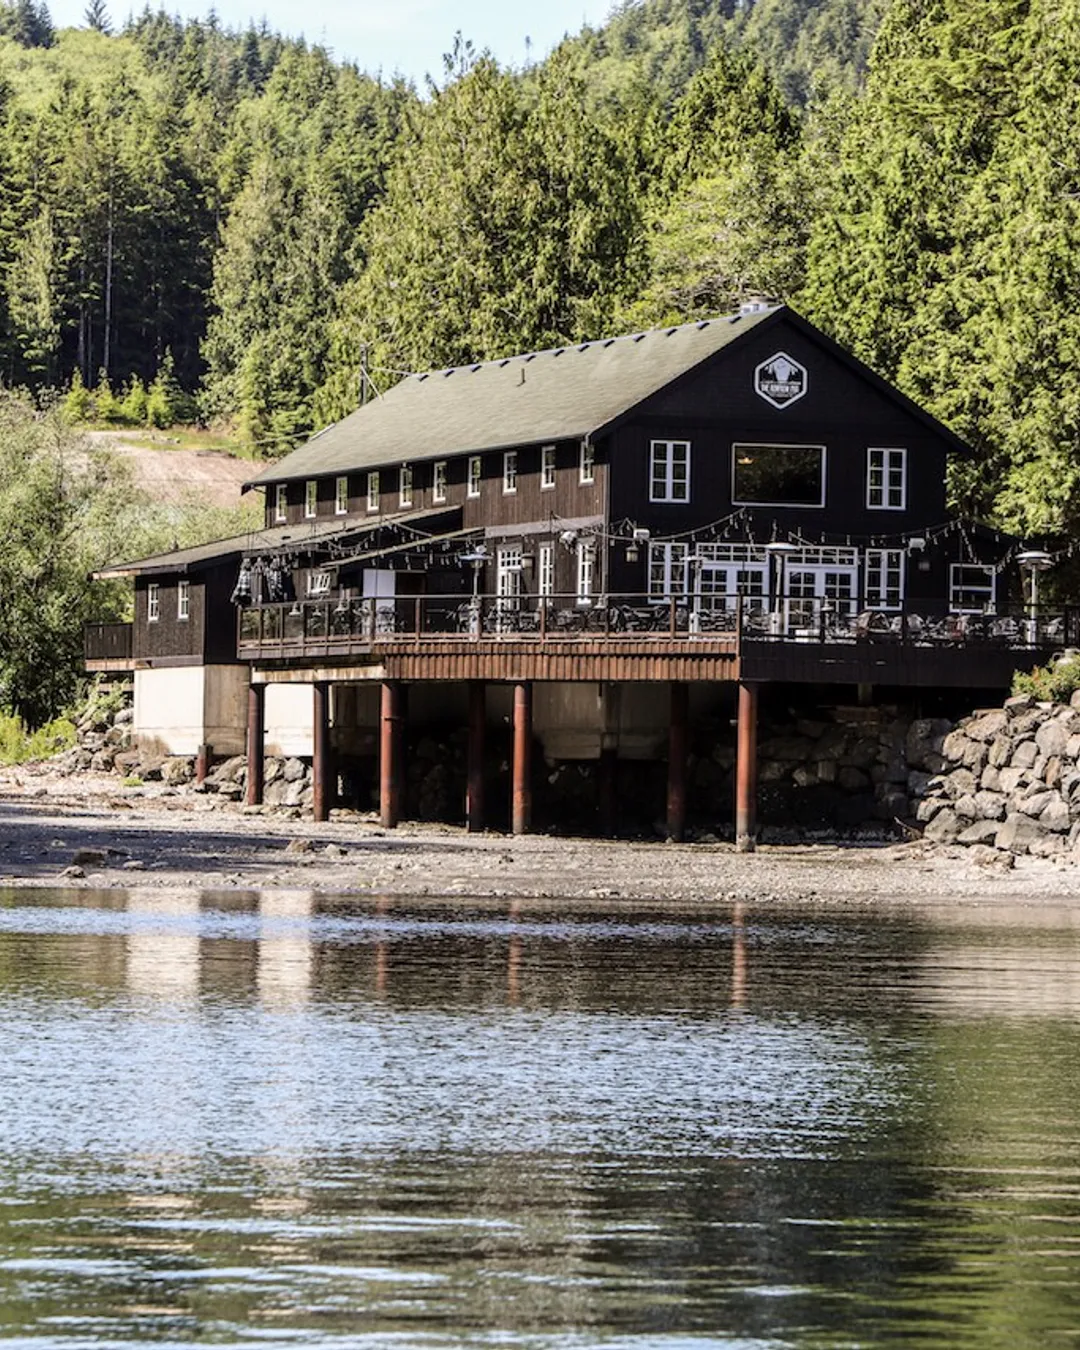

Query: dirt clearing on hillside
left=80, top=430, right=264, bottom=508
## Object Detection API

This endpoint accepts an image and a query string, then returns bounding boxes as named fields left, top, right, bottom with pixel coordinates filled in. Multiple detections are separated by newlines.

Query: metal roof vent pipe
left=739, top=294, right=775, bottom=314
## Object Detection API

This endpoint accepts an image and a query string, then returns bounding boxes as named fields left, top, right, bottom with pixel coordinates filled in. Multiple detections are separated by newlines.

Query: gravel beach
left=2, top=760, right=1079, bottom=904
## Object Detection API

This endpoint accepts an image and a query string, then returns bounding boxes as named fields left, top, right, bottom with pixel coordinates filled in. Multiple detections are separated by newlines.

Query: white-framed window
left=304, top=480, right=318, bottom=518
left=497, top=545, right=523, bottom=611
left=467, top=456, right=482, bottom=498
left=732, top=443, right=826, bottom=508
left=367, top=471, right=380, bottom=512
left=650, top=440, right=690, bottom=503
left=274, top=484, right=288, bottom=522
left=147, top=583, right=160, bottom=622
left=579, top=439, right=595, bottom=485
left=864, top=549, right=905, bottom=610
left=433, top=460, right=447, bottom=503
left=503, top=450, right=518, bottom=494
left=177, top=580, right=190, bottom=620
left=538, top=542, right=554, bottom=602
left=307, top=569, right=332, bottom=596
left=867, top=447, right=907, bottom=510
left=576, top=540, right=595, bottom=605
left=541, top=445, right=556, bottom=491
left=648, top=541, right=689, bottom=601
left=399, top=463, right=413, bottom=508
left=335, top=476, right=348, bottom=515
left=950, top=563, right=996, bottom=614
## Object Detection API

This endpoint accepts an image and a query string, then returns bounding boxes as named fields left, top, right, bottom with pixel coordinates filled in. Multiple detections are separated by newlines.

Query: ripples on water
left=0, top=889, right=1079, bottom=1348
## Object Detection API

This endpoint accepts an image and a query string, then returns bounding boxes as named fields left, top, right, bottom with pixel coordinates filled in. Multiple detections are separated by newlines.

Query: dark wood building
left=88, top=304, right=1066, bottom=844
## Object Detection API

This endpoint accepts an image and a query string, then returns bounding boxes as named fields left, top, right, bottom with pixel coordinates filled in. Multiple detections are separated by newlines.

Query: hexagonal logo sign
left=754, top=352, right=808, bottom=409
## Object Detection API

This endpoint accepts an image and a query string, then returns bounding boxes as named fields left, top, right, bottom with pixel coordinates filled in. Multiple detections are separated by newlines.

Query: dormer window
left=367, top=471, right=380, bottom=512
left=274, top=484, right=288, bottom=522
left=335, top=476, right=348, bottom=515
left=399, top=463, right=413, bottom=508
left=304, top=480, right=317, bottom=518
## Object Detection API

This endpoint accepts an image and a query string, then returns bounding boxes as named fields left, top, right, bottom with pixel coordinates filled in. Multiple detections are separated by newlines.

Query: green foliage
left=90, top=371, right=118, bottom=422
left=0, top=0, right=54, bottom=48
left=119, top=373, right=146, bottom=424
left=62, top=368, right=91, bottom=423
left=0, top=711, right=73, bottom=762
left=1012, top=656, right=1080, bottom=704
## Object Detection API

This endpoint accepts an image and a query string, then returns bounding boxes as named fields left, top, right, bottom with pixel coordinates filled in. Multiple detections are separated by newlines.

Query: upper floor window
left=274, top=484, right=288, bottom=522
left=538, top=541, right=555, bottom=602
left=177, top=580, right=190, bottom=621
left=304, top=480, right=318, bottom=518
left=503, top=451, right=518, bottom=494
left=147, top=583, right=160, bottom=622
left=867, top=447, right=907, bottom=510
left=335, top=476, right=348, bottom=515
left=468, top=456, right=482, bottom=498
left=399, top=463, right=413, bottom=508
left=732, top=443, right=825, bottom=508
left=950, top=563, right=995, bottom=614
left=367, top=471, right=380, bottom=512
left=649, top=440, right=691, bottom=503
left=579, top=439, right=595, bottom=485
left=433, top=461, right=447, bottom=503
left=541, top=445, right=556, bottom=491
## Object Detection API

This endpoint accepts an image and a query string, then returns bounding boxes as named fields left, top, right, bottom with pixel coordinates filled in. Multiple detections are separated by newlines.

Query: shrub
left=0, top=712, right=76, bottom=764
left=1012, top=654, right=1080, bottom=703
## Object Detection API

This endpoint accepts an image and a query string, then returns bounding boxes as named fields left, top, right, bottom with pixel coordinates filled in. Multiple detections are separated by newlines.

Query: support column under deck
left=511, top=681, right=532, bottom=836
left=380, top=681, right=405, bottom=829
left=313, top=680, right=331, bottom=823
left=245, top=682, right=265, bottom=807
left=735, top=680, right=760, bottom=853
left=666, top=681, right=689, bottom=843
left=466, top=681, right=486, bottom=833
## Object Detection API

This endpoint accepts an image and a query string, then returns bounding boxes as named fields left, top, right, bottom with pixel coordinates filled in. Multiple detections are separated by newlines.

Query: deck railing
left=236, top=593, right=1078, bottom=658
left=84, top=621, right=134, bottom=665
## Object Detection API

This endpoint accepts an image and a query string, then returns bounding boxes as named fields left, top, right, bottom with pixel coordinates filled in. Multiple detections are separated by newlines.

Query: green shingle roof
left=246, top=307, right=779, bottom=488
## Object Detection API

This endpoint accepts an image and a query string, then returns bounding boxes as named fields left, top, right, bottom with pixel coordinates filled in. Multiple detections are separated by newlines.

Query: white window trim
left=731, top=442, right=827, bottom=509
left=147, top=583, right=160, bottom=622
left=304, top=480, right=318, bottom=519
left=467, top=456, right=482, bottom=499
left=949, top=563, right=996, bottom=614
left=867, top=447, right=907, bottom=511
left=177, top=580, right=190, bottom=621
left=864, top=548, right=906, bottom=611
left=335, top=476, right=348, bottom=515
left=399, top=463, right=413, bottom=508
left=367, top=471, right=380, bottom=512
left=274, top=484, right=288, bottom=522
left=433, top=460, right=447, bottom=504
left=538, top=541, right=554, bottom=602
left=579, top=439, right=595, bottom=485
left=649, top=439, right=691, bottom=503
left=503, top=450, right=518, bottom=495
left=540, top=445, right=556, bottom=491
left=648, top=541, right=689, bottom=602
left=576, top=540, right=595, bottom=605
left=307, top=569, right=332, bottom=596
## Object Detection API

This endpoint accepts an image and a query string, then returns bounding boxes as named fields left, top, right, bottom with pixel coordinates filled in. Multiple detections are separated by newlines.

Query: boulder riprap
left=913, top=692, right=1080, bottom=860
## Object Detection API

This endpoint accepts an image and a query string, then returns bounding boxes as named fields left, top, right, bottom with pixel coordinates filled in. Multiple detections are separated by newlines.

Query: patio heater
left=1017, top=549, right=1053, bottom=645
left=461, top=544, right=489, bottom=635
left=764, top=541, right=799, bottom=637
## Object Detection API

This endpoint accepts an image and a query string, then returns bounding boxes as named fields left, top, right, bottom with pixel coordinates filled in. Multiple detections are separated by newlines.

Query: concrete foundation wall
left=204, top=665, right=249, bottom=757
left=265, top=684, right=315, bottom=757
left=134, top=666, right=208, bottom=756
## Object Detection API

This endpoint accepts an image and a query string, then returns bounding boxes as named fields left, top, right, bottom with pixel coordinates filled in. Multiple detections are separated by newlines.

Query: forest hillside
left=0, top=0, right=1078, bottom=546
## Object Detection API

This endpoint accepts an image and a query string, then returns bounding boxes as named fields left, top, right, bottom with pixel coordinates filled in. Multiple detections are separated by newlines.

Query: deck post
left=511, top=681, right=533, bottom=836
left=735, top=680, right=759, bottom=853
left=598, top=748, right=618, bottom=837
left=313, top=680, right=332, bottom=822
left=666, top=681, right=688, bottom=842
left=380, top=681, right=405, bottom=828
left=467, top=681, right=486, bottom=833
left=245, top=682, right=265, bottom=807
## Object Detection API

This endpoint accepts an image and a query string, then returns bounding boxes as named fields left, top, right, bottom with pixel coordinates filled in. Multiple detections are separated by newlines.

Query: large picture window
left=732, top=443, right=825, bottom=507
left=649, top=440, right=690, bottom=503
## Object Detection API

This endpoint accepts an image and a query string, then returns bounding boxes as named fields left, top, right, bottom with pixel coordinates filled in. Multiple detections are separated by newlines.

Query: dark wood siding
left=133, top=563, right=242, bottom=665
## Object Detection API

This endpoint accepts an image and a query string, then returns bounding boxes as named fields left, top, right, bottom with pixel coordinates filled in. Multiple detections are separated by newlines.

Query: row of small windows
left=648, top=441, right=908, bottom=510
left=275, top=443, right=597, bottom=521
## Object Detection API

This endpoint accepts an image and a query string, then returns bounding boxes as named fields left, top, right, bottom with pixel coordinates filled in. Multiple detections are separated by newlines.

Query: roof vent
left=739, top=295, right=774, bottom=315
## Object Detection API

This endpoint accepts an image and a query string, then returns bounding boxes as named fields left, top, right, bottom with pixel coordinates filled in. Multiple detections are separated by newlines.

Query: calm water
left=1, top=890, right=1079, bottom=1348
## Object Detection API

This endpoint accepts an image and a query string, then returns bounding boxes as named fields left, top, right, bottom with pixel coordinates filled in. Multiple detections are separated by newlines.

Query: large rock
left=916, top=796, right=947, bottom=824
left=942, top=730, right=975, bottom=765
left=966, top=710, right=1008, bottom=742
left=988, top=734, right=1013, bottom=769
left=942, top=768, right=977, bottom=800
left=162, top=757, right=193, bottom=786
left=1041, top=796, right=1072, bottom=833
left=973, top=790, right=1007, bottom=821
left=1004, top=693, right=1035, bottom=716
left=954, top=794, right=979, bottom=820
left=1012, top=741, right=1039, bottom=770
left=1017, top=789, right=1055, bottom=818
left=958, top=820, right=1001, bottom=845
left=1036, top=720, right=1068, bottom=759
left=995, top=812, right=1045, bottom=854
left=924, top=808, right=961, bottom=843
left=906, top=718, right=951, bottom=771
left=997, top=766, right=1026, bottom=795
left=980, top=765, right=1001, bottom=792
left=282, top=757, right=308, bottom=783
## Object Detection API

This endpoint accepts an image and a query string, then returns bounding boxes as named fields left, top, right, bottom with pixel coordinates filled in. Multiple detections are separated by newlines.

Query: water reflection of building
left=258, top=890, right=315, bottom=1009
left=125, top=888, right=202, bottom=1002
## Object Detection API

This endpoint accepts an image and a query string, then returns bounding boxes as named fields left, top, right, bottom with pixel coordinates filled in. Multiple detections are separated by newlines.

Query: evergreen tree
left=83, top=0, right=111, bottom=34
